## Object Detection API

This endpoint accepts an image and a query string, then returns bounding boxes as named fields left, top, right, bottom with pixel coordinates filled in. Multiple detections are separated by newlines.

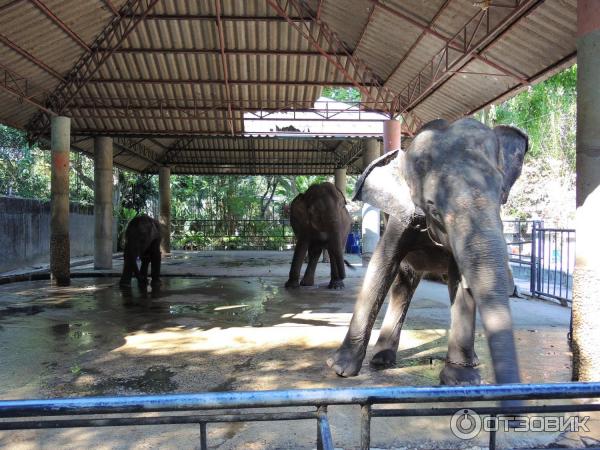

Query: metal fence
left=0, top=383, right=599, bottom=449
left=503, top=220, right=575, bottom=305
left=171, top=219, right=295, bottom=251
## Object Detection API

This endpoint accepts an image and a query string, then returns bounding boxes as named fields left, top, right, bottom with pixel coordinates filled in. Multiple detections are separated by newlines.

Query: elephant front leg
left=440, top=258, right=481, bottom=385
left=149, top=239, right=162, bottom=287
left=119, top=250, right=138, bottom=287
left=327, top=220, right=411, bottom=376
left=286, top=239, right=309, bottom=288
left=301, top=244, right=321, bottom=286
left=370, top=263, right=421, bottom=368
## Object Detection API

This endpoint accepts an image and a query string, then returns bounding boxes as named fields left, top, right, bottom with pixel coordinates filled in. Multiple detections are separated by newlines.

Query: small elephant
left=328, top=118, right=528, bottom=387
left=119, top=215, right=162, bottom=287
left=286, top=182, right=352, bottom=289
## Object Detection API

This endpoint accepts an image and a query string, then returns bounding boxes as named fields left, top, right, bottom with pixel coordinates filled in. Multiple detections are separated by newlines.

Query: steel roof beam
left=26, top=0, right=161, bottom=141
left=166, top=148, right=333, bottom=153
left=103, top=0, right=120, bottom=16
left=0, top=63, right=56, bottom=116
left=113, top=137, right=159, bottom=167
left=71, top=129, right=380, bottom=138
left=266, top=0, right=395, bottom=113
left=126, top=14, right=311, bottom=22
left=215, top=0, right=234, bottom=136
left=29, top=0, right=91, bottom=53
left=0, top=33, right=65, bottom=81
left=396, top=0, right=541, bottom=113
left=102, top=48, right=347, bottom=57
left=83, top=78, right=376, bottom=87
left=353, top=4, right=378, bottom=54
left=380, top=0, right=527, bottom=88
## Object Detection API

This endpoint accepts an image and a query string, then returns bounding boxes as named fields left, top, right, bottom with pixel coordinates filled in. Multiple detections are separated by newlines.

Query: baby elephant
left=286, top=182, right=352, bottom=289
left=119, top=215, right=162, bottom=287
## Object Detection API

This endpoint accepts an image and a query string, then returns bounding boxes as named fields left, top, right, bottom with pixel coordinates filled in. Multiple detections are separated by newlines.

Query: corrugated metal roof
left=0, top=0, right=578, bottom=174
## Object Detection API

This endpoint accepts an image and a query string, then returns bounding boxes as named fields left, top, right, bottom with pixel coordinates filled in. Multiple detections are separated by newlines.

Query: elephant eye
left=415, top=157, right=430, bottom=175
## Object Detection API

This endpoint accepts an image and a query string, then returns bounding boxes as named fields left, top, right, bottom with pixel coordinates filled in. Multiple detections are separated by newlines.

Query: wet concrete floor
left=0, top=251, right=584, bottom=449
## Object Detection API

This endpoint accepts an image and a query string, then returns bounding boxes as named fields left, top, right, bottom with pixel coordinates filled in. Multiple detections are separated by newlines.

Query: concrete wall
left=0, top=196, right=116, bottom=273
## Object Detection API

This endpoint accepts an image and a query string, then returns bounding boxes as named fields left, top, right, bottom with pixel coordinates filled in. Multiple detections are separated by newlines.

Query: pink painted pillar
left=572, top=0, right=600, bottom=381
left=383, top=119, right=402, bottom=153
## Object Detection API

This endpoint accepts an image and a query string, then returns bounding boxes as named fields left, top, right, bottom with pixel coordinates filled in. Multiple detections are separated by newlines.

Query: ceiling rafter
left=214, top=0, right=235, bottom=136
left=26, top=0, right=161, bottom=141
left=102, top=0, right=120, bottom=16
left=0, top=63, right=56, bottom=116
left=125, top=14, right=311, bottom=22
left=30, top=0, right=91, bottom=53
left=353, top=4, right=378, bottom=54
left=395, top=0, right=542, bottom=114
left=101, top=48, right=348, bottom=57
left=0, top=34, right=65, bottom=81
left=82, top=78, right=376, bottom=87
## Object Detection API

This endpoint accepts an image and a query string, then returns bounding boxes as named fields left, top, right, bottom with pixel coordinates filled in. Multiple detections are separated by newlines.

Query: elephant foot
left=300, top=278, right=314, bottom=286
left=326, top=344, right=365, bottom=377
left=119, top=278, right=132, bottom=287
left=370, top=349, right=397, bottom=368
left=285, top=279, right=300, bottom=288
left=328, top=279, right=345, bottom=290
left=137, top=278, right=148, bottom=288
left=439, top=362, right=481, bottom=386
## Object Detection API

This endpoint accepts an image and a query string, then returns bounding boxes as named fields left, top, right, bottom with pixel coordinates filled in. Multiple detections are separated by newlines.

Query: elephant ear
left=494, top=125, right=529, bottom=204
left=352, top=149, right=416, bottom=218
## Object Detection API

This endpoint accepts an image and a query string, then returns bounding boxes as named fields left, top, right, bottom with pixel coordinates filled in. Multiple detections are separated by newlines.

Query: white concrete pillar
left=94, top=136, right=113, bottom=269
left=361, top=138, right=381, bottom=265
left=334, top=167, right=347, bottom=198
left=159, top=166, right=171, bottom=254
left=50, top=116, right=71, bottom=286
left=572, top=0, right=600, bottom=381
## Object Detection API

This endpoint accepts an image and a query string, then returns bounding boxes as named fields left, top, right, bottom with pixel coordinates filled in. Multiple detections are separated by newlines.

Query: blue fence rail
left=0, top=383, right=599, bottom=449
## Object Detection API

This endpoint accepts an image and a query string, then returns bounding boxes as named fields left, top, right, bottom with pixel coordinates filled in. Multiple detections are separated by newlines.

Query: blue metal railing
left=1, top=382, right=599, bottom=449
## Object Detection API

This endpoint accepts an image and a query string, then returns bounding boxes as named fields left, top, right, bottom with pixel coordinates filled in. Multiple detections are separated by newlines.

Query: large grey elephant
left=286, top=182, right=352, bottom=289
left=119, top=215, right=162, bottom=288
left=327, top=118, right=528, bottom=386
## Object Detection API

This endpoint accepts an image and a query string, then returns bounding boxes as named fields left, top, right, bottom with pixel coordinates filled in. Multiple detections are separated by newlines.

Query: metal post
left=360, top=404, right=371, bottom=450
left=361, top=139, right=381, bottom=265
left=94, top=136, right=113, bottom=269
left=199, top=422, right=207, bottom=450
left=317, top=406, right=334, bottom=450
left=530, top=220, right=537, bottom=295
left=573, top=0, right=600, bottom=381
left=159, top=166, right=171, bottom=255
left=50, top=116, right=71, bottom=286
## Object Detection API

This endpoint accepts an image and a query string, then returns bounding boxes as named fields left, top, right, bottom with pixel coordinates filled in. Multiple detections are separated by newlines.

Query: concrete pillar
left=334, top=167, right=347, bottom=198
left=159, top=166, right=171, bottom=254
left=383, top=119, right=402, bottom=153
left=94, top=136, right=113, bottom=269
left=361, top=139, right=381, bottom=265
left=572, top=0, right=600, bottom=381
left=50, top=116, right=71, bottom=286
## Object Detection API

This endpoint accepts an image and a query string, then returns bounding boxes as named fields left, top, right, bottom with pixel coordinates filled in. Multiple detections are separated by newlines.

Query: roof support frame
left=29, top=0, right=91, bottom=53
left=0, top=63, right=56, bottom=116
left=395, top=0, right=541, bottom=114
left=26, top=0, right=161, bottom=141
left=102, top=48, right=348, bottom=57
left=0, top=34, right=65, bottom=81
left=83, top=78, right=376, bottom=87
left=214, top=0, right=235, bottom=136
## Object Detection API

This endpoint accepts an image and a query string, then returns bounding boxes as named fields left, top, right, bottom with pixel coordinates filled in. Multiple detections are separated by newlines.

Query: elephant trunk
left=448, top=216, right=521, bottom=385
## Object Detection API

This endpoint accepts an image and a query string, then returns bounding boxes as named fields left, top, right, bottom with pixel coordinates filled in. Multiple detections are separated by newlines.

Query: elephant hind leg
left=149, top=239, right=162, bottom=286
left=440, top=258, right=481, bottom=385
left=371, top=263, right=421, bottom=368
left=286, top=239, right=309, bottom=288
left=301, top=244, right=321, bottom=286
left=327, top=234, right=345, bottom=289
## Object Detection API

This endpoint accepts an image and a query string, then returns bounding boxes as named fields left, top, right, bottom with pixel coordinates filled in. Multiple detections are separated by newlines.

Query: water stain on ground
left=0, top=304, right=44, bottom=319
left=87, top=366, right=178, bottom=395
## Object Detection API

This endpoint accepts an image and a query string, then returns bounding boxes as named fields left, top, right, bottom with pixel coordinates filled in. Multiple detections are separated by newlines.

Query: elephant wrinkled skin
left=328, top=118, right=528, bottom=387
left=119, top=215, right=162, bottom=288
left=286, top=182, right=352, bottom=290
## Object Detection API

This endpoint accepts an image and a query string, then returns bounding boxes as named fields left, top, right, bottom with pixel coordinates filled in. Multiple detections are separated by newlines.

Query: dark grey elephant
left=327, top=118, right=528, bottom=386
left=119, top=215, right=162, bottom=287
left=286, top=182, right=352, bottom=289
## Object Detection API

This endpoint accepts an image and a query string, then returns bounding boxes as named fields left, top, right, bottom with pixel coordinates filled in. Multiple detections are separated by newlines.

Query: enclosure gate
left=1, top=383, right=599, bottom=450
left=530, top=222, right=576, bottom=305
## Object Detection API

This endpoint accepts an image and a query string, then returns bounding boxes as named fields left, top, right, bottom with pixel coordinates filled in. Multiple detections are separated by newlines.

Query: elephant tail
left=344, top=259, right=356, bottom=270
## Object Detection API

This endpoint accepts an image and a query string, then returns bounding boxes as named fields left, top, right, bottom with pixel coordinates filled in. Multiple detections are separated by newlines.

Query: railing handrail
left=1, top=382, right=599, bottom=417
